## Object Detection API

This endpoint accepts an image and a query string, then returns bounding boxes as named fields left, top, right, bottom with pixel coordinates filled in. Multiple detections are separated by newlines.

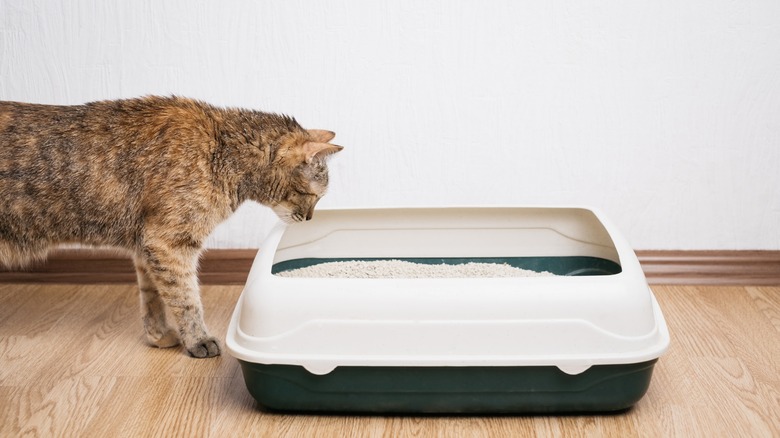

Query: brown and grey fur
left=0, top=96, right=342, bottom=357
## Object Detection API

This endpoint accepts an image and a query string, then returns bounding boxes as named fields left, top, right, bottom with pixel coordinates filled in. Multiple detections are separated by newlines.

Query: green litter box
left=226, top=207, right=669, bottom=414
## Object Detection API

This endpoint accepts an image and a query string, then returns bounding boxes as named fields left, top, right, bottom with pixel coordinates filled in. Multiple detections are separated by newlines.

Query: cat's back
left=0, top=100, right=84, bottom=139
left=0, top=96, right=222, bottom=250
left=1, top=96, right=212, bottom=142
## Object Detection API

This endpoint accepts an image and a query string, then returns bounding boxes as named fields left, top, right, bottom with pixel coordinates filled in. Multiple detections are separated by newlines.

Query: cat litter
left=275, top=259, right=556, bottom=278
left=227, top=207, right=669, bottom=414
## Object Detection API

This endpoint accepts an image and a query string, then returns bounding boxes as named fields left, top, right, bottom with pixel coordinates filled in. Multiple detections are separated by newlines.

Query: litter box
left=226, top=207, right=669, bottom=414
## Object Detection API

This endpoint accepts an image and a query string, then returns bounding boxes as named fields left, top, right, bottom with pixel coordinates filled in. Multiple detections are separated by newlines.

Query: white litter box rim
left=226, top=205, right=670, bottom=376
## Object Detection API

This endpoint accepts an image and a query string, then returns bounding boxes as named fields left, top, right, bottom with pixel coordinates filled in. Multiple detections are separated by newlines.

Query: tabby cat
left=0, top=96, right=343, bottom=357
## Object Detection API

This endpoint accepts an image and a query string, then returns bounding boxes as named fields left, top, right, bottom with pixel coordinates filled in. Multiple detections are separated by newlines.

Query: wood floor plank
left=0, top=385, right=22, bottom=437
left=0, top=284, right=39, bottom=328
left=745, top=286, right=780, bottom=332
left=689, top=357, right=777, bottom=436
left=1, top=284, right=779, bottom=436
left=0, top=284, right=84, bottom=337
left=652, top=285, right=734, bottom=357
left=13, top=376, right=118, bottom=437
left=80, top=377, right=174, bottom=438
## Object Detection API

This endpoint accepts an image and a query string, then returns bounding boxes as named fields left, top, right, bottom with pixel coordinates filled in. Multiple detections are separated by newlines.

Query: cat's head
left=268, top=129, right=343, bottom=224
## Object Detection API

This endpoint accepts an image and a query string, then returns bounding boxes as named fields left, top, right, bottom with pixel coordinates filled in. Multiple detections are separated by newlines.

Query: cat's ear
left=307, top=129, right=336, bottom=143
left=302, top=142, right=344, bottom=163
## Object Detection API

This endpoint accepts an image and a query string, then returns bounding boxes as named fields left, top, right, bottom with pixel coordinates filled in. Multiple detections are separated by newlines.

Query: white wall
left=1, top=0, right=778, bottom=250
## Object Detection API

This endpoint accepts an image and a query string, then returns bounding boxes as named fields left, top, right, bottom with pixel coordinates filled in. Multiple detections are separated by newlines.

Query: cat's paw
left=186, top=337, right=221, bottom=358
left=146, top=329, right=180, bottom=349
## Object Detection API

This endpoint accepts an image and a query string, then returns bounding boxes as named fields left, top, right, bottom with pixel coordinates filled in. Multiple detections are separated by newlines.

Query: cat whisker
left=272, top=205, right=295, bottom=224
left=273, top=206, right=308, bottom=224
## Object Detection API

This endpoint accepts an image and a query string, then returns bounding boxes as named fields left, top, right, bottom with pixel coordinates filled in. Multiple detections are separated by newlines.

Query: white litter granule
left=275, top=260, right=556, bottom=279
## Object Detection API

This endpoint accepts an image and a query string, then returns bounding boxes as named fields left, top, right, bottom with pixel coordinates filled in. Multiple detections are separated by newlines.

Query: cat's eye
left=295, top=189, right=318, bottom=197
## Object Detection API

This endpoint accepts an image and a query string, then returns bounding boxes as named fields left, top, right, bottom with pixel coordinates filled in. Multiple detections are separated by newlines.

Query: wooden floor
left=1, top=284, right=778, bottom=437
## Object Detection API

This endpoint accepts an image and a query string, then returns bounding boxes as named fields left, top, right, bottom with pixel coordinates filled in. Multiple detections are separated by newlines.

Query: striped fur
left=0, top=96, right=342, bottom=357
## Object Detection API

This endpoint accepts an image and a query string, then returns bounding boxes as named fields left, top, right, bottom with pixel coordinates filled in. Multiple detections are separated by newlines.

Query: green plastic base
left=244, top=256, right=649, bottom=414
left=238, top=360, right=657, bottom=414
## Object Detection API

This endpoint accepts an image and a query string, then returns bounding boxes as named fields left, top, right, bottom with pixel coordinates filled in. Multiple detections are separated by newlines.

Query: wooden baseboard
left=636, top=250, right=780, bottom=285
left=0, top=249, right=778, bottom=285
left=0, top=249, right=257, bottom=285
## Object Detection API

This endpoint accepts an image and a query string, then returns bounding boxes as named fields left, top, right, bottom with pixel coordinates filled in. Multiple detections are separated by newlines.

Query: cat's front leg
left=133, top=257, right=180, bottom=349
left=138, top=245, right=220, bottom=358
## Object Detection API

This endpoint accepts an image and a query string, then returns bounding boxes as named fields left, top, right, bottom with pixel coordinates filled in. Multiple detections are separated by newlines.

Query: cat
left=0, top=96, right=343, bottom=358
